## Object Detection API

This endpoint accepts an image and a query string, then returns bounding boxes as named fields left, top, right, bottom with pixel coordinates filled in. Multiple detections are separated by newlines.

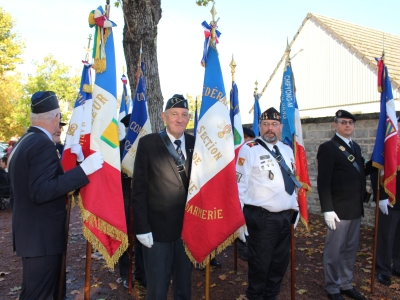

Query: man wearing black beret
left=9, top=91, right=104, bottom=299
left=317, top=110, right=366, bottom=300
left=132, top=94, right=195, bottom=299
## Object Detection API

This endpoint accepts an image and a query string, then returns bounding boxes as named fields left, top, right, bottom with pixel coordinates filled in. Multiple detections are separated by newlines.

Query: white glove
left=293, top=211, right=300, bottom=229
left=70, top=144, right=84, bottom=162
left=136, top=232, right=153, bottom=248
left=80, top=152, right=104, bottom=176
left=324, top=211, right=340, bottom=230
left=237, top=225, right=248, bottom=243
left=379, top=199, right=389, bottom=215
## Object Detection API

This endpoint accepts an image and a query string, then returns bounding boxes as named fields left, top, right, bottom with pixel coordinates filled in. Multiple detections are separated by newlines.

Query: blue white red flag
left=62, top=61, right=93, bottom=171
left=121, top=62, right=152, bottom=177
left=78, top=7, right=128, bottom=268
left=279, top=61, right=311, bottom=228
left=182, top=22, right=245, bottom=266
left=280, top=62, right=296, bottom=147
left=229, top=81, right=244, bottom=158
left=252, top=94, right=261, bottom=136
left=201, top=20, right=221, bottom=66
left=118, top=74, right=132, bottom=140
left=372, top=56, right=399, bottom=205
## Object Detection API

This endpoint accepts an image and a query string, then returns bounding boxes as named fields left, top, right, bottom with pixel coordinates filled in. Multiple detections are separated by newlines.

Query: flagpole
left=84, top=241, right=92, bottom=300
left=128, top=179, right=133, bottom=292
left=230, top=55, right=239, bottom=273
left=370, top=172, right=381, bottom=293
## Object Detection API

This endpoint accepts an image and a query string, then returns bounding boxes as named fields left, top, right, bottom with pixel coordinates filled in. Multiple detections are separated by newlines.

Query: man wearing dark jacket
left=317, top=110, right=366, bottom=300
left=369, top=116, right=400, bottom=286
left=132, top=94, right=195, bottom=299
left=9, top=91, right=104, bottom=300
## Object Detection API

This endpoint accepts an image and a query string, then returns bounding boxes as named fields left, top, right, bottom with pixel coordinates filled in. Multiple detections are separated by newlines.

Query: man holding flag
left=132, top=94, right=194, bottom=299
left=9, top=91, right=104, bottom=300
left=237, top=107, right=299, bottom=300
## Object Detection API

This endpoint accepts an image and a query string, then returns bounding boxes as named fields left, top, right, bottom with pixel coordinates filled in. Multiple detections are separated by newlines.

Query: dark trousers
left=376, top=208, right=400, bottom=276
left=244, top=205, right=291, bottom=300
left=143, top=238, right=191, bottom=300
left=19, top=254, right=62, bottom=300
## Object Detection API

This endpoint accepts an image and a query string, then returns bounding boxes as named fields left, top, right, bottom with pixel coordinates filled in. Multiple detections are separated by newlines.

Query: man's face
left=333, top=118, right=355, bottom=139
left=161, top=108, right=190, bottom=139
left=259, top=120, right=282, bottom=144
left=53, top=124, right=62, bottom=143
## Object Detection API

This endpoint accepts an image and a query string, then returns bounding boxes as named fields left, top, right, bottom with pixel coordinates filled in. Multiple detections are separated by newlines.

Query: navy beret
left=165, top=94, right=188, bottom=110
left=335, top=110, right=356, bottom=122
left=243, top=127, right=255, bottom=138
left=31, top=91, right=59, bottom=114
left=260, top=107, right=281, bottom=122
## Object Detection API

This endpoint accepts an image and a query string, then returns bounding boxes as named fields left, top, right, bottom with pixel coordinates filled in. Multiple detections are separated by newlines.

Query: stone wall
left=301, top=112, right=380, bottom=227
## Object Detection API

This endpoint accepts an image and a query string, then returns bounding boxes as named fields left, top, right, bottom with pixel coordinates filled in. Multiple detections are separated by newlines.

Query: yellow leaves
left=70, top=290, right=80, bottom=294
left=210, top=283, right=217, bottom=288
left=109, top=283, right=118, bottom=290
left=297, top=289, right=307, bottom=294
left=389, top=283, right=400, bottom=290
left=361, top=268, right=371, bottom=273
left=219, top=274, right=227, bottom=281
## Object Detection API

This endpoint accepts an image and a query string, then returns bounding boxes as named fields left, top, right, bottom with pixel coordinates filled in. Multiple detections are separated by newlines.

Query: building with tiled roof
left=260, top=13, right=400, bottom=118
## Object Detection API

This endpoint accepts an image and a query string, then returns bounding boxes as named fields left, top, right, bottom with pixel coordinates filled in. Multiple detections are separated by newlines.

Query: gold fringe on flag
left=77, top=194, right=128, bottom=269
left=93, top=58, right=106, bottom=73
left=184, top=230, right=239, bottom=268
left=83, top=84, right=93, bottom=93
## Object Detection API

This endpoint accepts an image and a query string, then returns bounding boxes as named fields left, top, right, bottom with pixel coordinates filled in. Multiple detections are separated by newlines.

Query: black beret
left=120, top=114, right=131, bottom=128
left=31, top=91, right=59, bottom=114
left=260, top=107, right=281, bottom=122
left=165, top=94, right=188, bottom=110
left=59, top=113, right=67, bottom=127
left=243, top=127, right=255, bottom=138
left=335, top=110, right=356, bottom=122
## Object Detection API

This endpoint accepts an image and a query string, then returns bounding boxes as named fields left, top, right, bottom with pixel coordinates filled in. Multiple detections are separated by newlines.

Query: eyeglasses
left=337, top=120, right=355, bottom=126
left=260, top=122, right=281, bottom=127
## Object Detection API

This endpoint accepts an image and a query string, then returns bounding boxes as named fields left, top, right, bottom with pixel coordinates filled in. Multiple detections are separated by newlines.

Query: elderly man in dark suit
left=132, top=94, right=195, bottom=300
left=9, top=91, right=104, bottom=300
left=317, top=110, right=366, bottom=300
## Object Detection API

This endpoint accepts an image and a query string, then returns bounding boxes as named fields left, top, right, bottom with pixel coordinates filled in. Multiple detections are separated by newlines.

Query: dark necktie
left=273, top=145, right=295, bottom=195
left=174, top=140, right=186, bottom=165
left=349, top=140, right=356, bottom=155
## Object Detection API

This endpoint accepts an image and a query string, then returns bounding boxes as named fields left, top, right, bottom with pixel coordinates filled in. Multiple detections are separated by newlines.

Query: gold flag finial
left=230, top=55, right=237, bottom=82
left=84, top=34, right=93, bottom=61
left=210, top=2, right=217, bottom=43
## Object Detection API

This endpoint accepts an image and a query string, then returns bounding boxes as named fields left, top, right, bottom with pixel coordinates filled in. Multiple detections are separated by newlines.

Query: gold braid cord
left=77, top=194, right=128, bottom=269
left=184, top=230, right=239, bottom=268
left=121, top=166, right=133, bottom=178
left=93, top=28, right=111, bottom=74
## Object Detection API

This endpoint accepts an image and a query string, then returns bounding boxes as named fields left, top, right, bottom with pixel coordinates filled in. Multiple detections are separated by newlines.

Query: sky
left=2, top=0, right=400, bottom=124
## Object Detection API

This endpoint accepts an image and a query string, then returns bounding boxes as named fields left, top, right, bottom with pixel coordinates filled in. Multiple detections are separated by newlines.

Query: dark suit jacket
left=317, top=135, right=366, bottom=220
left=9, top=127, right=89, bottom=257
left=131, top=131, right=195, bottom=242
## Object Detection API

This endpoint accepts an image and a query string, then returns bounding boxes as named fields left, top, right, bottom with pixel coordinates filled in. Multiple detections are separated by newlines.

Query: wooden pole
left=234, top=239, right=238, bottom=273
left=58, top=194, right=73, bottom=300
left=84, top=242, right=92, bottom=300
left=205, top=259, right=210, bottom=300
left=128, top=179, right=134, bottom=291
left=291, top=224, right=295, bottom=300
left=370, top=172, right=381, bottom=294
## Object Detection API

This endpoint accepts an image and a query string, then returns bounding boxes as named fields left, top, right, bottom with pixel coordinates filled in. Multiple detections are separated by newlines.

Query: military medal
left=269, top=170, right=274, bottom=180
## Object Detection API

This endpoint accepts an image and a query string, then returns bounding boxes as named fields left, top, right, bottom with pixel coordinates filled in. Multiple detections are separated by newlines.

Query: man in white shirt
left=236, top=107, right=299, bottom=300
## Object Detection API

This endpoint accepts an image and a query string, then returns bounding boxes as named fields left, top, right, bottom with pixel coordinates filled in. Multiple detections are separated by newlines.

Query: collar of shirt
left=166, top=129, right=187, bottom=158
left=335, top=133, right=352, bottom=147
left=33, top=126, right=53, bottom=142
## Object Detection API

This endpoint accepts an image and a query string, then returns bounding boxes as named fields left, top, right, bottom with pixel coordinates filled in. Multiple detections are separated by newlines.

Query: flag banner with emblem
left=62, top=61, right=93, bottom=172
left=182, top=23, right=245, bottom=266
left=118, top=74, right=133, bottom=141
left=280, top=61, right=311, bottom=228
left=252, top=94, right=261, bottom=136
left=121, top=61, right=152, bottom=177
left=229, top=81, right=244, bottom=159
left=372, top=56, right=399, bottom=206
left=78, top=7, right=128, bottom=268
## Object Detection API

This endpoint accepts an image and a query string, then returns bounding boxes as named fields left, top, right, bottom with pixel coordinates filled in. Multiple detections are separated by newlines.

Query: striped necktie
left=174, top=140, right=185, bottom=164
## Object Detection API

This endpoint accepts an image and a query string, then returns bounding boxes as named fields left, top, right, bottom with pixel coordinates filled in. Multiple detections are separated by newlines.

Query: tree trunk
left=122, top=0, right=163, bottom=132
